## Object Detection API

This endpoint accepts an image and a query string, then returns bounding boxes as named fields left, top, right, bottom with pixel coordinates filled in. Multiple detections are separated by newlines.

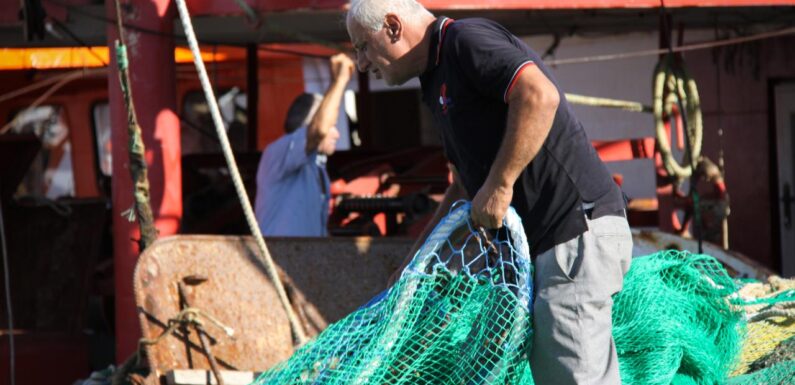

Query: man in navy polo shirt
left=347, top=1, right=632, bottom=384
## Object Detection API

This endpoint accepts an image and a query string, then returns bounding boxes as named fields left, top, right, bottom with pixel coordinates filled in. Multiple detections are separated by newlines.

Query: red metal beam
left=593, top=138, right=656, bottom=163
left=106, top=0, right=182, bottom=362
left=183, top=0, right=795, bottom=16
left=419, top=0, right=795, bottom=9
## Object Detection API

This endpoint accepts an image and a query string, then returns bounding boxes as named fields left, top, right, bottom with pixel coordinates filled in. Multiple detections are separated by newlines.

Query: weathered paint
left=134, top=235, right=410, bottom=378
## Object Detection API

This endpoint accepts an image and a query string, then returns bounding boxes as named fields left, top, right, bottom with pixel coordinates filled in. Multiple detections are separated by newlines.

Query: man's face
left=318, top=126, right=340, bottom=155
left=347, top=16, right=411, bottom=86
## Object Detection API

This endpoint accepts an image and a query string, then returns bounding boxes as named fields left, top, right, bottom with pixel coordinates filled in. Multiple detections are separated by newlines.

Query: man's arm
left=305, top=53, right=354, bottom=153
left=470, top=65, right=560, bottom=228
left=387, top=164, right=468, bottom=286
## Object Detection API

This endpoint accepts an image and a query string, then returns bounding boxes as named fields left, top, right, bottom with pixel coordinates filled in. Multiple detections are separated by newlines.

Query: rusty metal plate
left=134, top=235, right=411, bottom=379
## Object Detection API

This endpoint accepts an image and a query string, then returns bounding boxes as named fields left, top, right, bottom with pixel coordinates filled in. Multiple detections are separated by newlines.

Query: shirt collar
left=424, top=16, right=454, bottom=75
left=315, top=153, right=327, bottom=167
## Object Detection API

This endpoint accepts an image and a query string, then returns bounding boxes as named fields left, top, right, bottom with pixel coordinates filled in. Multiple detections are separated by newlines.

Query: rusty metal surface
left=134, top=235, right=411, bottom=378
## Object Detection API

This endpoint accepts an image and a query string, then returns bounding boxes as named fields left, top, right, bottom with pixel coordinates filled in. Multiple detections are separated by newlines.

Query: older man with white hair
left=346, top=1, right=632, bottom=384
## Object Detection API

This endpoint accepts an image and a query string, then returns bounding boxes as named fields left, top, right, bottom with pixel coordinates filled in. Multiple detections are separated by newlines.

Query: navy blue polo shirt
left=419, top=17, right=625, bottom=256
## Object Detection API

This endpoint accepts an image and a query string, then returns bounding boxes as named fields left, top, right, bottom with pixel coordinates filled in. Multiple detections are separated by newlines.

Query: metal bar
left=246, top=44, right=259, bottom=152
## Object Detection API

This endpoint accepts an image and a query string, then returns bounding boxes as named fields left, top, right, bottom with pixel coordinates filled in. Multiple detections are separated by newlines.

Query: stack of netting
left=727, top=276, right=795, bottom=385
left=250, top=203, right=770, bottom=385
left=253, top=203, right=535, bottom=385
left=612, top=250, right=745, bottom=385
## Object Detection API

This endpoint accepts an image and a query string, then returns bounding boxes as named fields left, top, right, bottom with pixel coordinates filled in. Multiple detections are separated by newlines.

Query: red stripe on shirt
left=503, top=61, right=536, bottom=103
left=435, top=18, right=455, bottom=66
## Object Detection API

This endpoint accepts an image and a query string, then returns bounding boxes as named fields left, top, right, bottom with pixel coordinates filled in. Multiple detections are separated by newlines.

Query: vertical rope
left=113, top=0, right=158, bottom=250
left=172, top=0, right=307, bottom=345
left=714, top=24, right=730, bottom=250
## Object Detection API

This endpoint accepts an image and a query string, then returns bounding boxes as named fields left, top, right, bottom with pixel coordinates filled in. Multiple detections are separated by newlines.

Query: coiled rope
left=653, top=54, right=703, bottom=181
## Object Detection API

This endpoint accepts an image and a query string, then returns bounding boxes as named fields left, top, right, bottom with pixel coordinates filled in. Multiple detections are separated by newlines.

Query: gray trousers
left=529, top=213, right=633, bottom=385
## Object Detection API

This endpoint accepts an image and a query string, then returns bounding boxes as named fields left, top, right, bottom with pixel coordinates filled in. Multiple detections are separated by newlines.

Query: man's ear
left=384, top=13, right=402, bottom=42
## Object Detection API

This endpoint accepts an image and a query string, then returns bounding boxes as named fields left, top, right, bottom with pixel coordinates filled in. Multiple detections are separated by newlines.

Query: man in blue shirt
left=255, top=53, right=355, bottom=236
left=347, top=1, right=632, bottom=384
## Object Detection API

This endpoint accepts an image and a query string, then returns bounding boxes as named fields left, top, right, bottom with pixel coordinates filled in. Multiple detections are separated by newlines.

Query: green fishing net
left=254, top=203, right=534, bottom=385
left=612, top=250, right=745, bottom=385
left=252, top=202, right=793, bottom=385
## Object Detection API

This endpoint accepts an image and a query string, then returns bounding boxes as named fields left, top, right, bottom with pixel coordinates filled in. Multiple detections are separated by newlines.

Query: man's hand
left=306, top=53, right=354, bottom=153
left=329, top=53, right=355, bottom=83
left=470, top=179, right=513, bottom=229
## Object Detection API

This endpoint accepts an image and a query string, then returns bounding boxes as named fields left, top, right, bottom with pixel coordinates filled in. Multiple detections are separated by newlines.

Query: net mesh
left=252, top=203, right=535, bottom=385
left=727, top=276, right=795, bottom=385
left=251, top=204, right=795, bottom=385
left=612, top=250, right=745, bottom=385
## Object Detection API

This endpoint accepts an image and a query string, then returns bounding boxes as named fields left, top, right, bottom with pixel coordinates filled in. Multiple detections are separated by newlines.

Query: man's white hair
left=347, top=0, right=434, bottom=31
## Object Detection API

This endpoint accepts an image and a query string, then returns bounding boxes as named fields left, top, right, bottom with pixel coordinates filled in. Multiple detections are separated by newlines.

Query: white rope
left=173, top=0, right=307, bottom=345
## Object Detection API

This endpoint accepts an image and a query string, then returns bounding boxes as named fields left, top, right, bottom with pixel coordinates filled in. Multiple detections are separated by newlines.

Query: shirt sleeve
left=447, top=22, right=536, bottom=103
left=265, top=127, right=315, bottom=180
left=282, top=128, right=316, bottom=174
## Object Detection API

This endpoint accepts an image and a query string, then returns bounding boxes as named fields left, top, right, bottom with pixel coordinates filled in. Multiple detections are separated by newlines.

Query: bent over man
left=254, top=53, right=355, bottom=236
left=347, top=1, right=633, bottom=384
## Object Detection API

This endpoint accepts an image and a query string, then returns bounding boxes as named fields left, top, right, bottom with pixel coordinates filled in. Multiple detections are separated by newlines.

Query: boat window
left=181, top=88, right=248, bottom=154
left=6, top=105, right=75, bottom=199
left=92, top=102, right=113, bottom=177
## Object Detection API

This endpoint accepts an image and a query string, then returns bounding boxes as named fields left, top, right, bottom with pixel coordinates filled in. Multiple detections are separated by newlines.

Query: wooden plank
left=166, top=369, right=256, bottom=385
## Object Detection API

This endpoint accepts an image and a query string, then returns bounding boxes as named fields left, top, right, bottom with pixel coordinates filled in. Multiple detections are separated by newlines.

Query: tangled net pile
left=613, top=251, right=745, bottom=385
left=253, top=203, right=535, bottom=384
left=252, top=202, right=795, bottom=385
left=728, top=276, right=795, bottom=385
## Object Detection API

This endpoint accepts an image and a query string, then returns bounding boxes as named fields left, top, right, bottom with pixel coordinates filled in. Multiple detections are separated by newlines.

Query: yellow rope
left=733, top=277, right=795, bottom=375
left=565, top=93, right=651, bottom=113
left=652, top=54, right=703, bottom=181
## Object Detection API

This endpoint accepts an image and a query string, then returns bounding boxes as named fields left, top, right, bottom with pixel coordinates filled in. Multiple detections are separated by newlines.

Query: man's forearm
left=485, top=77, right=558, bottom=191
left=306, top=75, right=349, bottom=152
left=470, top=67, right=559, bottom=228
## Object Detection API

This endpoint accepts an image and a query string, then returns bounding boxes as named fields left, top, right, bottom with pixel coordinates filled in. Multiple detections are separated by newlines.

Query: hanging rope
left=0, top=68, right=106, bottom=105
left=113, top=0, right=158, bottom=250
left=565, top=93, right=652, bottom=113
left=546, top=25, right=795, bottom=66
left=0, top=68, right=107, bottom=136
left=173, top=0, right=307, bottom=345
left=653, top=54, right=703, bottom=181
